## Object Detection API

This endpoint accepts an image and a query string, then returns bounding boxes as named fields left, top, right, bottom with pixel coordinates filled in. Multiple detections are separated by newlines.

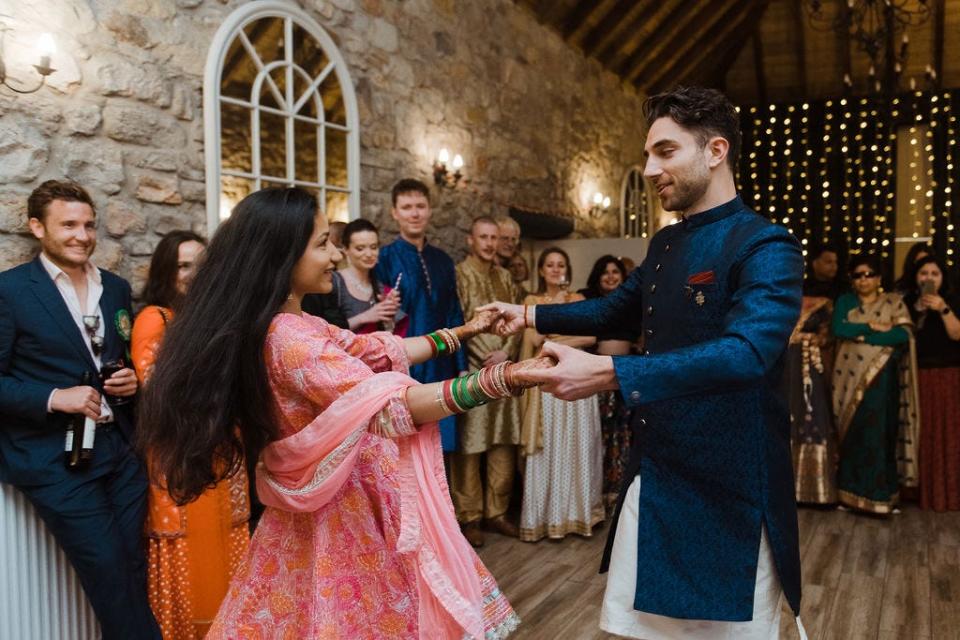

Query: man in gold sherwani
left=452, top=216, right=522, bottom=547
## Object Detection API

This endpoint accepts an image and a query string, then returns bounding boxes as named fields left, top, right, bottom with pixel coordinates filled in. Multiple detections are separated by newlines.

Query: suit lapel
left=29, top=257, right=97, bottom=370
left=99, top=280, right=121, bottom=360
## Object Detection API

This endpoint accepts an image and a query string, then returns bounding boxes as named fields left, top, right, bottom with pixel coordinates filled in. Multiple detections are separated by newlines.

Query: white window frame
left=203, top=0, right=360, bottom=232
left=620, top=165, right=653, bottom=238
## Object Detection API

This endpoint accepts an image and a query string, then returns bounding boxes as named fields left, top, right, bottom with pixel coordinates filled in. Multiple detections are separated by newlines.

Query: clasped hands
left=466, top=302, right=618, bottom=401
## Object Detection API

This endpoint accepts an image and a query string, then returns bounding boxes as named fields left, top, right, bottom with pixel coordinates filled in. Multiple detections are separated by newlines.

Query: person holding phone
left=904, top=255, right=960, bottom=511
left=333, top=219, right=407, bottom=335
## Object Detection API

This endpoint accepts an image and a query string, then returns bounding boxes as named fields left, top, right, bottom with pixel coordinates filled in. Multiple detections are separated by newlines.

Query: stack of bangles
left=436, top=361, right=521, bottom=415
left=424, top=328, right=461, bottom=357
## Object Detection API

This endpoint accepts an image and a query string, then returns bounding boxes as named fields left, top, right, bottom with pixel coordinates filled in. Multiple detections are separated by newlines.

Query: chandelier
left=805, top=1, right=930, bottom=67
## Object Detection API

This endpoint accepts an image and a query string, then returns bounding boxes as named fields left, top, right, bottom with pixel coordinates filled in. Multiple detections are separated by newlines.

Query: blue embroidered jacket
left=537, top=196, right=803, bottom=621
left=375, top=237, right=467, bottom=451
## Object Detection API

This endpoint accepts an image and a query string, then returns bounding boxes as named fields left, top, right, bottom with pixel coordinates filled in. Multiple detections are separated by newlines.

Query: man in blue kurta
left=483, top=87, right=805, bottom=637
left=375, top=178, right=468, bottom=451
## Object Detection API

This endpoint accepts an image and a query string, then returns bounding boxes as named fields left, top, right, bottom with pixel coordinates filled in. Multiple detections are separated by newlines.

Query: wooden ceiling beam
left=686, top=7, right=761, bottom=92
left=596, top=0, right=677, bottom=69
left=791, top=0, right=808, bottom=97
left=619, top=0, right=704, bottom=85
left=838, top=2, right=852, bottom=90
left=933, top=0, right=945, bottom=88
left=753, top=24, right=767, bottom=104
left=580, top=0, right=650, bottom=59
left=559, top=0, right=606, bottom=39
left=643, top=0, right=756, bottom=93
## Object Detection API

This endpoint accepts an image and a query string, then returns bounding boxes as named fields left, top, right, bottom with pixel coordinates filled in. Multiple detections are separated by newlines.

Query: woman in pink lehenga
left=138, top=188, right=545, bottom=639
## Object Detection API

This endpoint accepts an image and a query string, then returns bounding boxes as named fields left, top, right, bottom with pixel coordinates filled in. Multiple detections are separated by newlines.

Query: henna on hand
left=504, top=355, right=556, bottom=391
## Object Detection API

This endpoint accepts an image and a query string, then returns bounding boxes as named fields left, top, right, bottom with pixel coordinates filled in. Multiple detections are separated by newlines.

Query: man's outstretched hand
left=523, top=341, right=619, bottom=400
left=476, top=302, right=527, bottom=336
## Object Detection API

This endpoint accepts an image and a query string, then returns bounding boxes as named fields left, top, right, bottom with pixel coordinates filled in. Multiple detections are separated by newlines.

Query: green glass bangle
left=429, top=332, right=447, bottom=354
left=451, top=376, right=471, bottom=411
left=458, top=374, right=481, bottom=408
left=467, top=372, right=491, bottom=405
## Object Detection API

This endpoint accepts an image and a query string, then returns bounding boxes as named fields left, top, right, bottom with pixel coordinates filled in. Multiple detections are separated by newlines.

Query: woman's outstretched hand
left=461, top=308, right=502, bottom=338
left=476, top=302, right=527, bottom=336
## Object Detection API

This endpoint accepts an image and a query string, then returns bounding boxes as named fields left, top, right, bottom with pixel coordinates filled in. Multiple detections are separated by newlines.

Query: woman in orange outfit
left=131, top=230, right=250, bottom=639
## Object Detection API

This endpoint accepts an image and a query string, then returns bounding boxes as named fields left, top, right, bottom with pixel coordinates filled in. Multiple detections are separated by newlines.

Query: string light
left=739, top=90, right=958, bottom=276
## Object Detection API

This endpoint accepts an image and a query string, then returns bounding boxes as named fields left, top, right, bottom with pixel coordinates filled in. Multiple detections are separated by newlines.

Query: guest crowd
left=1, top=176, right=958, bottom=639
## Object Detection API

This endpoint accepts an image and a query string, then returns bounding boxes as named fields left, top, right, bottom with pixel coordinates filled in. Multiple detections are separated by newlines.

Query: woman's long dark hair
left=138, top=187, right=318, bottom=504
left=582, top=254, right=626, bottom=299
left=894, top=242, right=935, bottom=291
left=536, top=247, right=572, bottom=294
left=141, top=230, right=206, bottom=311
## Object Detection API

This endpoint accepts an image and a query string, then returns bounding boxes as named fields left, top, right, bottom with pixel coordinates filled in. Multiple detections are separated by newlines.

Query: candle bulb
left=437, top=148, right=450, bottom=164
left=452, top=154, right=463, bottom=170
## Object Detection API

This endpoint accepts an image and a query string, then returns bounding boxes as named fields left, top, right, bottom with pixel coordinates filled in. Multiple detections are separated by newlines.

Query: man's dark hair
left=141, top=230, right=207, bottom=312
left=391, top=178, right=430, bottom=207
left=27, top=179, right=97, bottom=222
left=808, top=243, right=840, bottom=261
left=643, top=86, right=742, bottom=170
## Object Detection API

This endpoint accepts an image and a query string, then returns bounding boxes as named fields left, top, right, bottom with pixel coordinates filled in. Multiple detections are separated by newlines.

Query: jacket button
left=650, top=284, right=657, bottom=293
left=647, top=306, right=654, bottom=315
left=629, top=391, right=641, bottom=402
left=644, top=349, right=650, bottom=355
left=665, top=244, right=671, bottom=252
left=655, top=263, right=662, bottom=272
left=646, top=328, right=654, bottom=336
left=639, top=418, right=647, bottom=426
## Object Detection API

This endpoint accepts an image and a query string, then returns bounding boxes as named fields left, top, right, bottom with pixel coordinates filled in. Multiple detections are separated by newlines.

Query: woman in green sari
left=832, top=254, right=920, bottom=514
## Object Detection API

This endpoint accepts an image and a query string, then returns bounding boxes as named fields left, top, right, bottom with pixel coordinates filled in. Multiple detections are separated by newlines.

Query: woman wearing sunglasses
left=831, top=254, right=920, bottom=515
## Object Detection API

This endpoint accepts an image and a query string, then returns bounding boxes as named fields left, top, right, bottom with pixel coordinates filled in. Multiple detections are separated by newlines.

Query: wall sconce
left=433, top=148, right=464, bottom=188
left=588, top=191, right=611, bottom=217
left=0, top=27, right=57, bottom=94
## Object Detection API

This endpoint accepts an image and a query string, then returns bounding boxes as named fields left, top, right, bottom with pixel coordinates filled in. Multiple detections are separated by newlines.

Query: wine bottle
left=65, top=372, right=97, bottom=471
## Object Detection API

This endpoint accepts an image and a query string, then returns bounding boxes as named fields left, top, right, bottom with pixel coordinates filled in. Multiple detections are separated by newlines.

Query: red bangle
left=442, top=379, right=460, bottom=413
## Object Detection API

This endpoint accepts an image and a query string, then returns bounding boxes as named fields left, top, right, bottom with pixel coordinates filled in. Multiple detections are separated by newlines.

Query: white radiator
left=0, top=483, right=100, bottom=640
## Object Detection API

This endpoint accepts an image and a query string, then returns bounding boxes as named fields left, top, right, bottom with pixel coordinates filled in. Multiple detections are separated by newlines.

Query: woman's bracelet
left=424, top=327, right=462, bottom=358
left=441, top=361, right=519, bottom=414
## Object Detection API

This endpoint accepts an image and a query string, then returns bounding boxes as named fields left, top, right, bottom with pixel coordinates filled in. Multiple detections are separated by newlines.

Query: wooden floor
left=476, top=506, right=960, bottom=639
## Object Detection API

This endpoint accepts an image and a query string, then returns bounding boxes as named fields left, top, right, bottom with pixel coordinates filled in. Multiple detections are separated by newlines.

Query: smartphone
left=921, top=280, right=937, bottom=295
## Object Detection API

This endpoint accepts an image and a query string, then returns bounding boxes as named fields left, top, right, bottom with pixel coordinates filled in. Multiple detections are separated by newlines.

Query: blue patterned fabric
left=375, top=237, right=467, bottom=450
left=537, top=196, right=804, bottom=621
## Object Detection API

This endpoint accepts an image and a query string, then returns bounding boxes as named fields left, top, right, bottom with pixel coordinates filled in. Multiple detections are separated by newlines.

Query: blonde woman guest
left=519, top=247, right=604, bottom=541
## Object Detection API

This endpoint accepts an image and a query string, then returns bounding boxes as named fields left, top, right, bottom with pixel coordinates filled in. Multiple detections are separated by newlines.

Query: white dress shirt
left=40, top=252, right=113, bottom=422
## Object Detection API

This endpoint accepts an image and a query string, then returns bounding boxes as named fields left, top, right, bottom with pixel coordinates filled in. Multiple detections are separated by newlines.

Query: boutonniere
left=115, top=309, right=132, bottom=342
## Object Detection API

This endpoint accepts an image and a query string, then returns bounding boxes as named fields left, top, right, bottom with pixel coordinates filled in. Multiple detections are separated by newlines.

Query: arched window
left=620, top=165, right=653, bottom=238
left=203, top=1, right=360, bottom=231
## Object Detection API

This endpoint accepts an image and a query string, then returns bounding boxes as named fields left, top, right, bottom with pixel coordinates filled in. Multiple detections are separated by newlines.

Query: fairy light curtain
left=737, top=90, right=958, bottom=282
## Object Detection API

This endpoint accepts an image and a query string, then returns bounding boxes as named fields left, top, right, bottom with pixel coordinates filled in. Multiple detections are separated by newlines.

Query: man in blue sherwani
left=484, top=87, right=804, bottom=637
left=0, top=180, right=161, bottom=639
left=375, top=178, right=468, bottom=451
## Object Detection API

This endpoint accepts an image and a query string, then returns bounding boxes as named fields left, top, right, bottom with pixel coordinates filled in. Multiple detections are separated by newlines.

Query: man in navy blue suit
left=0, top=180, right=161, bottom=638
left=483, top=87, right=805, bottom=637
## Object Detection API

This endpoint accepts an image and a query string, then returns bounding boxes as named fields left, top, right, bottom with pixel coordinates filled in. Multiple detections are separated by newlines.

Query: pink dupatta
left=256, top=370, right=485, bottom=640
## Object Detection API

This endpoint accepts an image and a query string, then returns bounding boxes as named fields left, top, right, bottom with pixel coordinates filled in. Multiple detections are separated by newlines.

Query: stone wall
left=0, top=0, right=647, bottom=292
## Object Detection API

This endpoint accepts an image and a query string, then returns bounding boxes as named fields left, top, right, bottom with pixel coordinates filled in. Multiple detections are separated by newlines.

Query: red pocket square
left=687, top=270, right=716, bottom=285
